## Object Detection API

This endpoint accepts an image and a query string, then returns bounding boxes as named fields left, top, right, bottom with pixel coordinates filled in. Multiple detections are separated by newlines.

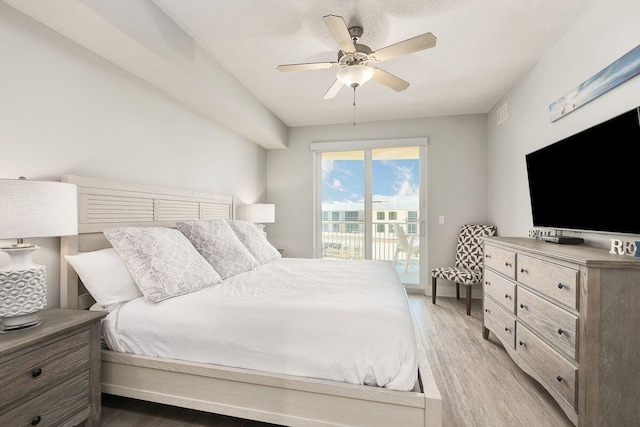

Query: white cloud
left=394, top=166, right=419, bottom=196
left=322, top=159, right=335, bottom=183
left=331, top=178, right=347, bottom=193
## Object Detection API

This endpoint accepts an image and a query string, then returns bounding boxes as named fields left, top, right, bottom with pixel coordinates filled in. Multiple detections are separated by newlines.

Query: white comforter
left=102, top=258, right=419, bottom=391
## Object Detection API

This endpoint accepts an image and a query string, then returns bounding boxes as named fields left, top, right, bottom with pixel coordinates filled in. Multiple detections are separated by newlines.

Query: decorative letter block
left=610, top=239, right=624, bottom=255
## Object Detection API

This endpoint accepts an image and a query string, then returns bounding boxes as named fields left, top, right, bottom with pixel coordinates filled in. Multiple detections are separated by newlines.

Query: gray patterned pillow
left=227, top=220, right=282, bottom=265
left=176, top=220, right=259, bottom=279
left=103, top=227, right=221, bottom=303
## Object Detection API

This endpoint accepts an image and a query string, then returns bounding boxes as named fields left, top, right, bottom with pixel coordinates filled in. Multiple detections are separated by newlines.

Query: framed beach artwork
left=549, top=43, right=640, bottom=122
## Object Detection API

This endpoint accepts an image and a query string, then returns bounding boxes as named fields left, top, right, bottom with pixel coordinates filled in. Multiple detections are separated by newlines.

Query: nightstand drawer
left=0, top=370, right=90, bottom=427
left=484, top=269, right=516, bottom=314
left=484, top=296, right=516, bottom=349
left=518, top=287, right=578, bottom=360
left=484, top=244, right=516, bottom=279
left=0, top=330, right=90, bottom=412
left=517, top=254, right=578, bottom=310
left=516, top=323, right=577, bottom=410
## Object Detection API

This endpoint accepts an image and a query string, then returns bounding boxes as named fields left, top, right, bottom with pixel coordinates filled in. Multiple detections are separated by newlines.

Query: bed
left=59, top=174, right=442, bottom=427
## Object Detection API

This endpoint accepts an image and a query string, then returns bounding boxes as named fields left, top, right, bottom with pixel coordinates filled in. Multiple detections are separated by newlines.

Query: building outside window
left=332, top=212, right=340, bottom=232
left=345, top=211, right=360, bottom=233
left=408, top=211, right=418, bottom=234
left=321, top=196, right=419, bottom=261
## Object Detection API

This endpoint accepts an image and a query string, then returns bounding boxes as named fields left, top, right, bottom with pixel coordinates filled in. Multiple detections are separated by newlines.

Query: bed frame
left=59, top=174, right=442, bottom=427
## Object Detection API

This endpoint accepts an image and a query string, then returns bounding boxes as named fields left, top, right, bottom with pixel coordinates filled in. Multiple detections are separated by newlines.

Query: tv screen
left=525, top=107, right=640, bottom=236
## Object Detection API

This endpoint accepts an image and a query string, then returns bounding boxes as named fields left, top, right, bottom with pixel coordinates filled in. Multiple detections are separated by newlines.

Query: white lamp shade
left=337, top=65, right=374, bottom=87
left=237, top=203, right=275, bottom=224
left=0, top=179, right=78, bottom=240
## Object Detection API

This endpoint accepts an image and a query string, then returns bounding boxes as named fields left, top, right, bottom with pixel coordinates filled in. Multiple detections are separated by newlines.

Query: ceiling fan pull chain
left=353, top=86, right=357, bottom=126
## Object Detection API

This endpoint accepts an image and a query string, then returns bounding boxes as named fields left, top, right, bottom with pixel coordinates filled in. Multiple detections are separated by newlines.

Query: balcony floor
left=393, top=262, right=420, bottom=286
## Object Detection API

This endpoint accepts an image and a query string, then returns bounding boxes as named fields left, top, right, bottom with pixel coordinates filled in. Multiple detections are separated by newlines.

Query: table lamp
left=237, top=203, right=275, bottom=236
left=0, top=177, right=77, bottom=331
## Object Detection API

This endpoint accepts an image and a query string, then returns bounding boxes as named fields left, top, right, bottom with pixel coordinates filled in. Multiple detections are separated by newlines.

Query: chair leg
left=432, top=277, right=437, bottom=304
left=456, top=283, right=460, bottom=299
left=466, top=285, right=472, bottom=315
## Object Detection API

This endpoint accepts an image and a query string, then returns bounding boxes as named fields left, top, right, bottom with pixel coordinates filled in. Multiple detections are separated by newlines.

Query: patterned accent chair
left=431, top=224, right=497, bottom=315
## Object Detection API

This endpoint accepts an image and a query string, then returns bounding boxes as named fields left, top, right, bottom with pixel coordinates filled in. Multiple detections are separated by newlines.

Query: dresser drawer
left=484, top=244, right=516, bottom=279
left=0, top=330, right=90, bottom=412
left=0, top=370, right=90, bottom=427
left=517, top=287, right=578, bottom=360
left=517, top=254, right=578, bottom=310
left=484, top=269, right=516, bottom=314
left=484, top=296, right=516, bottom=349
left=516, top=323, right=577, bottom=410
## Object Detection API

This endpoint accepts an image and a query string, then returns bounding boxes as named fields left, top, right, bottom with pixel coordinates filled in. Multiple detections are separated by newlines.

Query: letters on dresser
left=481, top=237, right=640, bottom=426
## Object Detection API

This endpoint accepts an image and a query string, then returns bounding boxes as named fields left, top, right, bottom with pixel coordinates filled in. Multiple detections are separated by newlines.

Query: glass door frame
left=311, top=137, right=428, bottom=291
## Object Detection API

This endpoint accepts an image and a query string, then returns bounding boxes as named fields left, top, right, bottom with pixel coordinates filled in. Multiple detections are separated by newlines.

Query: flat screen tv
left=525, top=106, right=640, bottom=236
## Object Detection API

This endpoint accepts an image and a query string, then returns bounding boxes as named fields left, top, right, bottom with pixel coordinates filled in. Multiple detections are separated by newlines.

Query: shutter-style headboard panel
left=60, top=175, right=233, bottom=309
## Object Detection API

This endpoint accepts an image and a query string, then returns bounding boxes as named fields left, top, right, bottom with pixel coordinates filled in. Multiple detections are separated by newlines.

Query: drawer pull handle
left=485, top=308, right=490, bottom=313
left=556, top=375, right=563, bottom=382
left=31, top=368, right=42, bottom=378
left=485, top=281, right=491, bottom=286
left=557, top=328, right=564, bottom=335
left=505, top=262, right=512, bottom=267
left=519, top=341, right=525, bottom=346
left=557, top=283, right=565, bottom=289
left=31, top=416, right=41, bottom=426
left=519, top=303, right=527, bottom=309
left=505, top=294, right=512, bottom=300
left=486, top=254, right=491, bottom=258
left=504, top=326, right=511, bottom=332
left=520, top=268, right=527, bottom=273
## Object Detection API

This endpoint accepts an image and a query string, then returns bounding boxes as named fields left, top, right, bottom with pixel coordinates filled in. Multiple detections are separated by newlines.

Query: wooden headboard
left=60, top=175, right=234, bottom=310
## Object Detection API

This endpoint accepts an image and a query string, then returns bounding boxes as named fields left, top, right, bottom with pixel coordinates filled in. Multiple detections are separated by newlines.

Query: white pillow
left=103, top=227, right=222, bottom=303
left=89, top=303, right=106, bottom=312
left=176, top=219, right=259, bottom=279
left=227, top=220, right=281, bottom=265
left=64, top=248, right=141, bottom=312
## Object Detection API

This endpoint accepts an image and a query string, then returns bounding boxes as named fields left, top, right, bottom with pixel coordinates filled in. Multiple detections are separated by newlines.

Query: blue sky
left=322, top=158, right=420, bottom=203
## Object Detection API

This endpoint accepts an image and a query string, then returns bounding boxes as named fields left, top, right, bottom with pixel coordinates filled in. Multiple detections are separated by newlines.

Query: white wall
left=0, top=3, right=267, bottom=308
left=267, top=114, right=488, bottom=296
left=487, top=0, right=640, bottom=247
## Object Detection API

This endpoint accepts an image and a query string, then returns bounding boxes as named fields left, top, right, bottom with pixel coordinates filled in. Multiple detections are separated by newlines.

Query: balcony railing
left=321, top=220, right=419, bottom=261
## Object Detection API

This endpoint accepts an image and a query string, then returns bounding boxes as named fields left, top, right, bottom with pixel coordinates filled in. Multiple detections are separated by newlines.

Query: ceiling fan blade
left=371, top=67, right=410, bottom=92
left=277, top=62, right=338, bottom=72
left=370, top=32, right=437, bottom=63
left=322, top=15, right=356, bottom=53
left=322, top=80, right=343, bottom=100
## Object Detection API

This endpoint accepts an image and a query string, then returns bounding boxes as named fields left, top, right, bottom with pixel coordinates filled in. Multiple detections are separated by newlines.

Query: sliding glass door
left=319, top=150, right=365, bottom=260
left=313, top=139, right=426, bottom=290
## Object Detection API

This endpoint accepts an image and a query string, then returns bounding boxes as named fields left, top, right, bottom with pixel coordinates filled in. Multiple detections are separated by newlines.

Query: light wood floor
left=100, top=295, right=573, bottom=427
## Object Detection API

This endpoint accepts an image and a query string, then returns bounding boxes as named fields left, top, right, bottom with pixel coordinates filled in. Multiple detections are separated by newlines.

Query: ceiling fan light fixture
left=337, top=65, right=373, bottom=88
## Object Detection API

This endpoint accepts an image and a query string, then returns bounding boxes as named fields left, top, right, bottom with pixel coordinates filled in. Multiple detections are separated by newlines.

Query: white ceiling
left=151, top=0, right=594, bottom=127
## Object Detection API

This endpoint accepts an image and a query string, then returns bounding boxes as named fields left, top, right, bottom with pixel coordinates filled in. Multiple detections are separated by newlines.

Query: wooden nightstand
left=0, top=309, right=106, bottom=427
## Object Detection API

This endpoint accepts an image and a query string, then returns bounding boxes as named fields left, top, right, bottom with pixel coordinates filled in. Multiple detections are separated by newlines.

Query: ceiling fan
left=277, top=15, right=437, bottom=100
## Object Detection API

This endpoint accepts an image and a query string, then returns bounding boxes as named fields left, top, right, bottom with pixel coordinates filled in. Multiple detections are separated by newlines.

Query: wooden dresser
left=0, top=309, right=106, bottom=427
left=482, top=237, right=640, bottom=426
